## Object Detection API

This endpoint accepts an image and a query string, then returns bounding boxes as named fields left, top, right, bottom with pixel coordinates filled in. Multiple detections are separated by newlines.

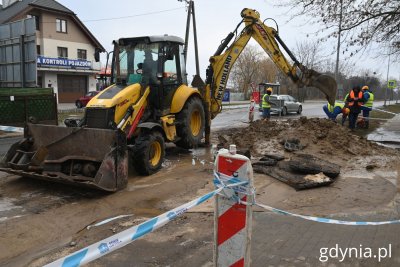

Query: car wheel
left=76, top=101, right=83, bottom=108
left=281, top=107, right=287, bottom=116
left=297, top=105, right=302, bottom=114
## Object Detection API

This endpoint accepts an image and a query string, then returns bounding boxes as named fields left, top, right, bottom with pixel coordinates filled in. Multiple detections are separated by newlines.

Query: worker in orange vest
left=345, top=85, right=364, bottom=130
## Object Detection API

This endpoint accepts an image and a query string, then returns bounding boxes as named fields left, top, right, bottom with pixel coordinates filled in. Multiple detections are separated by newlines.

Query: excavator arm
left=204, top=8, right=337, bottom=121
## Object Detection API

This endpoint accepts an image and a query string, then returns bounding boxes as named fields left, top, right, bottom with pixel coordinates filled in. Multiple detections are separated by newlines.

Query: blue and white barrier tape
left=0, top=125, right=23, bottom=133
left=213, top=171, right=255, bottom=199
left=45, top=171, right=400, bottom=266
left=213, top=172, right=400, bottom=226
left=373, top=108, right=397, bottom=115
left=255, top=202, right=400, bottom=225
left=44, top=188, right=222, bottom=267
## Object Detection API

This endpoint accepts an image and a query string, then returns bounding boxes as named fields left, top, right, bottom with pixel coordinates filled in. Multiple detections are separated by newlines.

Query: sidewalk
left=251, top=210, right=400, bottom=266
left=368, top=114, right=400, bottom=145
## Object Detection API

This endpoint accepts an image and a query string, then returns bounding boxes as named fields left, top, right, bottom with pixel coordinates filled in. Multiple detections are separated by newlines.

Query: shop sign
left=37, top=56, right=92, bottom=69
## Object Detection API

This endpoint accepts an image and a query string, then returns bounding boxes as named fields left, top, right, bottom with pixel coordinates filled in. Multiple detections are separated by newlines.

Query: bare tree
left=256, top=57, right=279, bottom=85
left=230, top=44, right=285, bottom=98
left=277, top=0, right=400, bottom=57
left=230, top=45, right=264, bottom=98
left=292, top=40, right=328, bottom=100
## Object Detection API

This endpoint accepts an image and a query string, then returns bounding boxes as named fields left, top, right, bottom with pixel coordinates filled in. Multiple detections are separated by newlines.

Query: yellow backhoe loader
left=0, top=8, right=336, bottom=191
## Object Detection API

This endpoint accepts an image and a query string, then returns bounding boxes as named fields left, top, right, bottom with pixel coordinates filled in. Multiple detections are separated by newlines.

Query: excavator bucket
left=305, top=70, right=337, bottom=106
left=310, top=74, right=337, bottom=106
left=0, top=124, right=128, bottom=192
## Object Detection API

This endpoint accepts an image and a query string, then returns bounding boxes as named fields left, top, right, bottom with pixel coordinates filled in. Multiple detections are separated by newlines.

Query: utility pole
left=180, top=0, right=200, bottom=76
left=334, top=0, right=343, bottom=83
left=384, top=45, right=391, bottom=107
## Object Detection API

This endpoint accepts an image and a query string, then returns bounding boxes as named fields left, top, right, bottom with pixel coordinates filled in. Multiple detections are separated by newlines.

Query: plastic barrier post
left=214, top=147, right=253, bottom=267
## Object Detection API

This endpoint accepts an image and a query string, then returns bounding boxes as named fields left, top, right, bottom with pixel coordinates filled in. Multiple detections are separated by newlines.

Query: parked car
left=259, top=94, right=302, bottom=116
left=75, top=91, right=100, bottom=108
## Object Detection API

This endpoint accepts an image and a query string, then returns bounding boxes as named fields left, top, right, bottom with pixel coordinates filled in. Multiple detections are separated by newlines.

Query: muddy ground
left=0, top=118, right=399, bottom=266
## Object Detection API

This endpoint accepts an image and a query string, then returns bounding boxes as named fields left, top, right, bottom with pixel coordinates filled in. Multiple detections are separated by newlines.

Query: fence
left=0, top=88, right=57, bottom=126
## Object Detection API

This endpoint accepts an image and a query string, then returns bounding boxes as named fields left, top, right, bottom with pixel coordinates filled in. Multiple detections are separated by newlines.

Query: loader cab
left=111, top=35, right=187, bottom=116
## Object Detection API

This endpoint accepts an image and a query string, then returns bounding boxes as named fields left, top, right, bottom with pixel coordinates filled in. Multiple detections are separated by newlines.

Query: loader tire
left=176, top=97, right=205, bottom=149
left=132, top=131, right=165, bottom=175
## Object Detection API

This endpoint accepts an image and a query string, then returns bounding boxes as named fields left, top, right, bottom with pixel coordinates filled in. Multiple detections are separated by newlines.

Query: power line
left=82, top=7, right=185, bottom=22
left=38, top=7, right=185, bottom=24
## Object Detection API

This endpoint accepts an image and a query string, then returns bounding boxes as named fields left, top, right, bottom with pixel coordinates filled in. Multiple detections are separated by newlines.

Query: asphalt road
left=213, top=100, right=386, bottom=130
left=0, top=136, right=20, bottom=157
left=213, top=101, right=326, bottom=129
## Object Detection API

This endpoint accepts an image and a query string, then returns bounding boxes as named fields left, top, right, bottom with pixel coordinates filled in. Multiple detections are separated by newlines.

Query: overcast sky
left=56, top=0, right=399, bottom=83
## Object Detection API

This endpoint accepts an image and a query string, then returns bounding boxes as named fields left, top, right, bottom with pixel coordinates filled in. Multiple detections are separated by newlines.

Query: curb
left=0, top=132, right=23, bottom=139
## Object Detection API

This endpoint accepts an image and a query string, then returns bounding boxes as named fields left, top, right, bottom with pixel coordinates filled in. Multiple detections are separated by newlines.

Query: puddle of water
left=0, top=197, right=24, bottom=222
left=375, top=170, right=397, bottom=179
left=0, top=214, right=24, bottom=222
left=126, top=182, right=163, bottom=192
left=385, top=178, right=397, bottom=187
left=192, top=145, right=222, bottom=166
left=341, top=170, right=398, bottom=182
left=343, top=170, right=375, bottom=180
left=0, top=197, right=22, bottom=212
left=367, top=116, right=400, bottom=148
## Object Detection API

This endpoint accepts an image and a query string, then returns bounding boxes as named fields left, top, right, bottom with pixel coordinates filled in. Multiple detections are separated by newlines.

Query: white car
left=269, top=94, right=302, bottom=116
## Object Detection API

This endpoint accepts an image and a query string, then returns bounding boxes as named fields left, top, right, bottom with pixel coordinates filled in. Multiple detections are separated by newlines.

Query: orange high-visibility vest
left=348, top=91, right=363, bottom=107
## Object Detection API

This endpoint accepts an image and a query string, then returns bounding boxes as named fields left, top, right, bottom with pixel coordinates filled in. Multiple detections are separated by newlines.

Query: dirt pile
left=217, top=117, right=397, bottom=161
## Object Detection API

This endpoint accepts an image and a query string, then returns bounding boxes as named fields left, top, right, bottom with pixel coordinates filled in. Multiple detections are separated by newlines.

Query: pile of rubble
left=216, top=117, right=397, bottom=189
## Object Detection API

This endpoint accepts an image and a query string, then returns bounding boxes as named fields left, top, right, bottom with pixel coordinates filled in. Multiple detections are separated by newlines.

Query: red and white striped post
left=214, top=145, right=253, bottom=267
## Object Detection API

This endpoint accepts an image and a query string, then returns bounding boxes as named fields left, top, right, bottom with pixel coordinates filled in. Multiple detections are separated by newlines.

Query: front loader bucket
left=0, top=124, right=128, bottom=192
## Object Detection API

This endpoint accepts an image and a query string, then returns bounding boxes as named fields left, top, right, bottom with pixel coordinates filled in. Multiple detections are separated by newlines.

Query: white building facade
left=0, top=0, right=105, bottom=102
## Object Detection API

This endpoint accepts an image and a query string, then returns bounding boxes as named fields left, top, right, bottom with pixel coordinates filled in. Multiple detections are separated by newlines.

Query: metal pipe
left=274, top=34, right=300, bottom=65
left=214, top=32, right=234, bottom=56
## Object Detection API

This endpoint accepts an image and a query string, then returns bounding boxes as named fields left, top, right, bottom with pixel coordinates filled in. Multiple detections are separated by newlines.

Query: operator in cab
left=141, top=49, right=158, bottom=85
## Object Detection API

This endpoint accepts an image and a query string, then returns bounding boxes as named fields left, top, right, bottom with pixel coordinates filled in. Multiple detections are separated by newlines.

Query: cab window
left=163, top=46, right=178, bottom=84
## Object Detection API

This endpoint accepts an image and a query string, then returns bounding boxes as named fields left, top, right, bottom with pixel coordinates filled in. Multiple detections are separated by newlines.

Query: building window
left=27, top=14, right=40, bottom=30
left=56, top=18, right=67, bottom=33
left=77, top=49, right=87, bottom=60
left=58, top=47, right=68, bottom=58
left=37, top=45, right=41, bottom=55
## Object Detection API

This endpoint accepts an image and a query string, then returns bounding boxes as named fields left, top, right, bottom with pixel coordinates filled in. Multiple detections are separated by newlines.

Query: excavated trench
left=213, top=117, right=399, bottom=189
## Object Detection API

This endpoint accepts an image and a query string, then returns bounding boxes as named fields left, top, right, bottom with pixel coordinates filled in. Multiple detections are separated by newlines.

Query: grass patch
left=355, top=104, right=400, bottom=137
